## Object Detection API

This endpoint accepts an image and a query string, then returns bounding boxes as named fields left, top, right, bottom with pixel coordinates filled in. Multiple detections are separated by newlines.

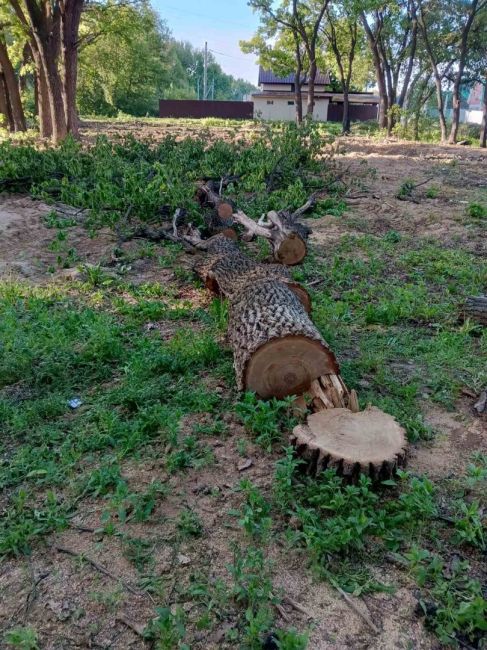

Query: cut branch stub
left=196, top=181, right=235, bottom=221
left=291, top=406, right=407, bottom=481
left=233, top=210, right=308, bottom=266
left=229, top=279, right=337, bottom=397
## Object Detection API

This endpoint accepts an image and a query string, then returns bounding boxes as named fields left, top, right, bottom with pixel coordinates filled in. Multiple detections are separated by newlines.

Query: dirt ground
left=1, top=128, right=486, bottom=649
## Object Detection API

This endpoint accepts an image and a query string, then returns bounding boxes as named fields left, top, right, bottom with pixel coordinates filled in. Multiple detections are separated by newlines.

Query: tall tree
left=322, top=3, right=372, bottom=133
left=361, top=1, right=418, bottom=133
left=246, top=1, right=330, bottom=119
left=447, top=0, right=486, bottom=143
left=0, top=34, right=26, bottom=131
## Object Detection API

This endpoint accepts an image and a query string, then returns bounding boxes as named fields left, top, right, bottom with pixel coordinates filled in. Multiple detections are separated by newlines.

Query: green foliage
left=144, top=607, right=188, bottom=650
left=3, top=627, right=39, bottom=650
left=406, top=549, right=487, bottom=646
left=0, top=122, right=334, bottom=228
left=237, top=479, right=272, bottom=540
left=467, top=202, right=487, bottom=220
left=228, top=545, right=275, bottom=648
left=235, top=392, right=295, bottom=451
left=177, top=509, right=203, bottom=538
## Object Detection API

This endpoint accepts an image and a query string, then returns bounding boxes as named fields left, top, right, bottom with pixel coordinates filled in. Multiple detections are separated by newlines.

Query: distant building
left=251, top=67, right=379, bottom=122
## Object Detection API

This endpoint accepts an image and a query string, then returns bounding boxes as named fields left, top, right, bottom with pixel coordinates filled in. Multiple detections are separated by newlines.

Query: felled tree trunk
left=465, top=296, right=487, bottom=326
left=193, top=234, right=311, bottom=312
left=230, top=279, right=337, bottom=397
left=191, top=234, right=335, bottom=397
left=187, top=232, right=408, bottom=480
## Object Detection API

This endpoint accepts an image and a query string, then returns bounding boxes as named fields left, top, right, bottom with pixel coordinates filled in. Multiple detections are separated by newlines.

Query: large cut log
left=193, top=234, right=311, bottom=312
left=186, top=234, right=334, bottom=396
left=465, top=296, right=487, bottom=326
left=229, top=279, right=337, bottom=397
left=291, top=406, right=408, bottom=480
left=181, top=232, right=408, bottom=481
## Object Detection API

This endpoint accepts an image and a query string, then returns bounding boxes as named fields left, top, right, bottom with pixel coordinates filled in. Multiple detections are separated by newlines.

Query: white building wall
left=253, top=96, right=329, bottom=122
left=261, top=83, right=294, bottom=92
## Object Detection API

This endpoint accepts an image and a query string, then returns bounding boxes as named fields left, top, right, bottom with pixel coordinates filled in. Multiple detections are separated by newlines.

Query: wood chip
left=237, top=458, right=253, bottom=471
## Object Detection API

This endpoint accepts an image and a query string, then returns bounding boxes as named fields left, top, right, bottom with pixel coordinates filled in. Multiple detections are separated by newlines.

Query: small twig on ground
left=282, top=595, right=314, bottom=620
left=331, top=582, right=380, bottom=634
left=116, top=615, right=147, bottom=639
left=15, top=564, right=49, bottom=622
left=54, top=545, right=148, bottom=599
left=412, top=176, right=434, bottom=189
left=275, top=603, right=291, bottom=622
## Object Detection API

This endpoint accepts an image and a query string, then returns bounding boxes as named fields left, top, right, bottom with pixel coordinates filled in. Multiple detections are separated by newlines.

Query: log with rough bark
left=187, top=233, right=335, bottom=397
left=183, top=231, right=408, bottom=480
left=465, top=296, right=487, bottom=326
left=193, top=234, right=311, bottom=312
left=291, top=406, right=408, bottom=480
left=229, top=279, right=337, bottom=397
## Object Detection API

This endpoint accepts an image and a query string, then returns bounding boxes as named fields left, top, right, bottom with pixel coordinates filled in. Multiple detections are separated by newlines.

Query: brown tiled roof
left=258, top=66, right=330, bottom=85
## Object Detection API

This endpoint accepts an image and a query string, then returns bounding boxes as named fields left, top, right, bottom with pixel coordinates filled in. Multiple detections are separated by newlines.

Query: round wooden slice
left=275, top=233, right=307, bottom=266
left=244, top=335, right=338, bottom=399
left=291, top=406, right=407, bottom=480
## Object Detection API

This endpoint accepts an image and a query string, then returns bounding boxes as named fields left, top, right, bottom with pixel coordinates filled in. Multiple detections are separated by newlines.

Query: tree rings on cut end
left=244, top=335, right=338, bottom=399
left=275, top=233, right=307, bottom=266
left=217, top=202, right=234, bottom=220
left=291, top=406, right=407, bottom=480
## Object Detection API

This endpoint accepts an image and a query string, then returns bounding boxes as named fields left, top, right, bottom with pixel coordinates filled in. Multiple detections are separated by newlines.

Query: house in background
left=251, top=67, right=379, bottom=122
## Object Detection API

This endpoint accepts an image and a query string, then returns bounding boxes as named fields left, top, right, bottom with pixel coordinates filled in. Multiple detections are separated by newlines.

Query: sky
left=152, top=1, right=260, bottom=84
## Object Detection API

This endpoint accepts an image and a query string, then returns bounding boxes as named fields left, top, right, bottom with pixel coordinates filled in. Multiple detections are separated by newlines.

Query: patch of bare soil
left=410, top=401, right=487, bottom=480
left=0, top=195, right=115, bottom=282
left=1, top=133, right=486, bottom=649
left=326, top=136, right=487, bottom=256
left=79, top=119, right=261, bottom=146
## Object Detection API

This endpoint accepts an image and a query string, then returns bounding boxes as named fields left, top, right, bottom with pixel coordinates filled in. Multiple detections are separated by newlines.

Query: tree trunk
left=0, top=40, right=26, bottom=131
left=60, top=0, right=84, bottom=136
left=480, top=81, right=487, bottom=148
left=448, top=0, right=478, bottom=144
left=193, top=234, right=311, bottom=312
left=30, top=43, right=53, bottom=139
left=23, top=0, right=67, bottom=143
left=342, top=87, right=350, bottom=135
left=465, top=295, right=487, bottom=326
left=191, top=234, right=336, bottom=398
left=292, top=19, right=303, bottom=124
left=419, top=8, right=448, bottom=142
left=361, top=12, right=388, bottom=129
left=0, top=72, right=14, bottom=130
left=294, top=60, right=303, bottom=124
left=306, top=57, right=317, bottom=118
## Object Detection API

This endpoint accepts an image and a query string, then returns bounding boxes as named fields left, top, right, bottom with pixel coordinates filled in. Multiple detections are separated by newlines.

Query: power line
left=209, top=49, right=253, bottom=62
left=162, top=4, right=252, bottom=29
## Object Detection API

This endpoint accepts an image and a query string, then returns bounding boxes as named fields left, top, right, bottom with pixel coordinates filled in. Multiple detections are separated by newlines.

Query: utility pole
left=203, top=41, right=208, bottom=101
